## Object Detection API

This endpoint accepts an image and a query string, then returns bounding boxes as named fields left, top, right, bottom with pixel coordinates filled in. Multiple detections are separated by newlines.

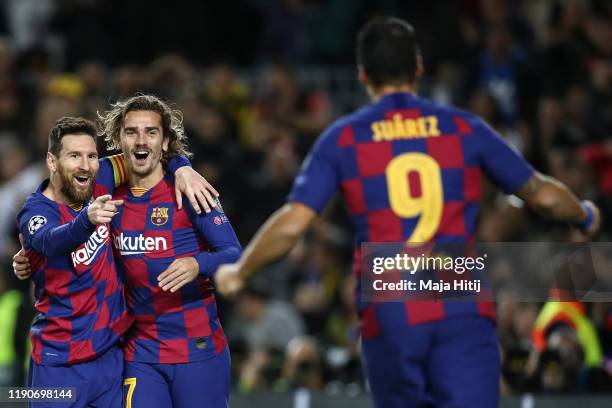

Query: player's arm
left=514, top=172, right=599, bottom=235
left=17, top=195, right=122, bottom=257
left=215, top=127, right=340, bottom=297
left=158, top=199, right=242, bottom=292
left=474, top=117, right=600, bottom=236
left=239, top=202, right=316, bottom=278
left=18, top=206, right=92, bottom=256
left=96, top=154, right=129, bottom=194
left=98, top=153, right=219, bottom=213
left=213, top=203, right=319, bottom=297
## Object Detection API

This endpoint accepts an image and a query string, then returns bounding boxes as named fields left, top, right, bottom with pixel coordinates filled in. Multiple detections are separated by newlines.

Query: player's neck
left=43, top=175, right=73, bottom=206
left=369, top=84, right=417, bottom=102
left=128, top=165, right=164, bottom=191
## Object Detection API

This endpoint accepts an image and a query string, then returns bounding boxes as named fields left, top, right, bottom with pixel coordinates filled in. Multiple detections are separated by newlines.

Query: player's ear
left=357, top=65, right=369, bottom=86
left=415, top=54, right=424, bottom=79
left=46, top=152, right=57, bottom=173
left=162, top=136, right=169, bottom=152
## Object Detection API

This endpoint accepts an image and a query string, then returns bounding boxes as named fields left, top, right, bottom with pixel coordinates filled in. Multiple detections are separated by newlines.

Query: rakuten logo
left=113, top=233, right=168, bottom=255
left=71, top=225, right=109, bottom=267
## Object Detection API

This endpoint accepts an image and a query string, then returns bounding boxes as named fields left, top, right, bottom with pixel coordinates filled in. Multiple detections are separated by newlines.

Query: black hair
left=356, top=17, right=420, bottom=88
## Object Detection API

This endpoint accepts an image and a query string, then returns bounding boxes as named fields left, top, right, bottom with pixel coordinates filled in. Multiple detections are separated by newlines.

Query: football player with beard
left=15, top=116, right=216, bottom=408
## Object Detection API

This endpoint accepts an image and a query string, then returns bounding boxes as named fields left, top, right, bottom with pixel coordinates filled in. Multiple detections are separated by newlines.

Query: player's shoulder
left=312, top=108, right=374, bottom=153
left=434, top=101, right=491, bottom=136
left=317, top=113, right=354, bottom=143
left=17, top=191, right=59, bottom=236
left=19, top=189, right=57, bottom=216
left=160, top=173, right=180, bottom=198
left=137, top=173, right=177, bottom=203
left=417, top=96, right=485, bottom=129
left=112, top=183, right=130, bottom=200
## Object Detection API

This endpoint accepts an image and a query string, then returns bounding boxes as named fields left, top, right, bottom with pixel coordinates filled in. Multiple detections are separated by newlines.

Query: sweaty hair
left=356, top=17, right=419, bottom=88
left=98, top=94, right=193, bottom=159
left=48, top=116, right=97, bottom=156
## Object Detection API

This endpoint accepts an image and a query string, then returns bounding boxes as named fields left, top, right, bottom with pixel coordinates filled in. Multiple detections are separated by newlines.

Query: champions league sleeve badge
left=28, top=215, right=47, bottom=235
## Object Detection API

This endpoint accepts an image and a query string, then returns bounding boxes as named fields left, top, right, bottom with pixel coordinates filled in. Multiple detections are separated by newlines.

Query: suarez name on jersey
left=288, top=92, right=534, bottom=337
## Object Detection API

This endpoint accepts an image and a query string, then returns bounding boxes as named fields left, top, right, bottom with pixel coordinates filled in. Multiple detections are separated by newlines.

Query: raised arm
left=19, top=204, right=93, bottom=256
left=18, top=195, right=123, bottom=256
left=98, top=153, right=219, bottom=214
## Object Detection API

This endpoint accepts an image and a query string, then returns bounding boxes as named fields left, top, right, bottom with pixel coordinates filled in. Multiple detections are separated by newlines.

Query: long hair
left=98, top=94, right=193, bottom=159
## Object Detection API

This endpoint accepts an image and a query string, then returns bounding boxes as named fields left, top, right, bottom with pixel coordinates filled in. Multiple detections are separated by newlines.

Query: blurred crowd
left=0, top=0, right=611, bottom=398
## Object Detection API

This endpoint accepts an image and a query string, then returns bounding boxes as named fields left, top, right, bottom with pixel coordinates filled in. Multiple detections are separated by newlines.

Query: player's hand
left=580, top=200, right=601, bottom=239
left=87, top=195, right=123, bottom=225
left=214, top=263, right=245, bottom=298
left=174, top=167, right=219, bottom=214
left=12, top=248, right=31, bottom=280
left=158, top=257, right=199, bottom=292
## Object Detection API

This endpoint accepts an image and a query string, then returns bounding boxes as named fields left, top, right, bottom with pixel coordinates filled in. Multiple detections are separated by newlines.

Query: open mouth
left=74, top=174, right=90, bottom=187
left=133, top=150, right=150, bottom=163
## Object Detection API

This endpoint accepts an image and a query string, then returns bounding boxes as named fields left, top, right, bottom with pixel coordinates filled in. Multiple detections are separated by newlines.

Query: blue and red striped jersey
left=17, top=156, right=133, bottom=366
left=110, top=174, right=241, bottom=364
left=288, top=92, right=534, bottom=337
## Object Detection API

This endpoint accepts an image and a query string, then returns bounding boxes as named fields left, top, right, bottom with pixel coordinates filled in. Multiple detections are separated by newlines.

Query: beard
left=58, top=164, right=95, bottom=203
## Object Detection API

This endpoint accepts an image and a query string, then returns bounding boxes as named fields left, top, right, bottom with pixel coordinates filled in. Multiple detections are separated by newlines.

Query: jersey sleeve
left=187, top=198, right=242, bottom=278
left=17, top=201, right=96, bottom=256
left=166, top=155, right=191, bottom=174
left=473, top=117, right=534, bottom=194
left=96, top=154, right=190, bottom=198
left=96, top=154, right=129, bottom=197
left=287, top=127, right=340, bottom=213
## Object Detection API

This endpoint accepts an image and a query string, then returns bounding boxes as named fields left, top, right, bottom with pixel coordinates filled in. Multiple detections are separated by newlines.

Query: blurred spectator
left=279, top=336, right=323, bottom=391
left=532, top=300, right=607, bottom=391
left=0, top=0, right=609, bottom=396
left=228, top=284, right=305, bottom=392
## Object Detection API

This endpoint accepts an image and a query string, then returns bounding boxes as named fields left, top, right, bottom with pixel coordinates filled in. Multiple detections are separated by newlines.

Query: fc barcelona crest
left=151, top=207, right=169, bottom=226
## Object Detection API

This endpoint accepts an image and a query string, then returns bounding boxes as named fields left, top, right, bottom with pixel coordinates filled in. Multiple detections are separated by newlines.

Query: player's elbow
left=224, top=245, right=242, bottom=263
left=527, top=185, right=560, bottom=217
left=517, top=173, right=568, bottom=218
left=526, top=179, right=581, bottom=222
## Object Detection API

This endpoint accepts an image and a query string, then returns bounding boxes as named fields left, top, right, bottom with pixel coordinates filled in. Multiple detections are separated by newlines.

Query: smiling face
left=120, top=110, right=169, bottom=182
left=49, top=134, right=99, bottom=203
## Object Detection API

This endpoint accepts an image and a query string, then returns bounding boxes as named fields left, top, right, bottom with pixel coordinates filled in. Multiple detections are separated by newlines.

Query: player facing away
left=98, top=95, right=241, bottom=408
left=15, top=116, right=220, bottom=408
left=215, top=17, right=601, bottom=408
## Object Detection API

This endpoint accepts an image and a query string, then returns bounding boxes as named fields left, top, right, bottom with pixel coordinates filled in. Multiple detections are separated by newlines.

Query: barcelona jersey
left=111, top=174, right=241, bottom=364
left=288, top=92, right=534, bottom=337
left=17, top=156, right=133, bottom=366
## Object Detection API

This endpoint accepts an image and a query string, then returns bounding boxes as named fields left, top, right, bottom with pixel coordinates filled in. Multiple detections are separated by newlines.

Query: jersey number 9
left=386, top=153, right=443, bottom=243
